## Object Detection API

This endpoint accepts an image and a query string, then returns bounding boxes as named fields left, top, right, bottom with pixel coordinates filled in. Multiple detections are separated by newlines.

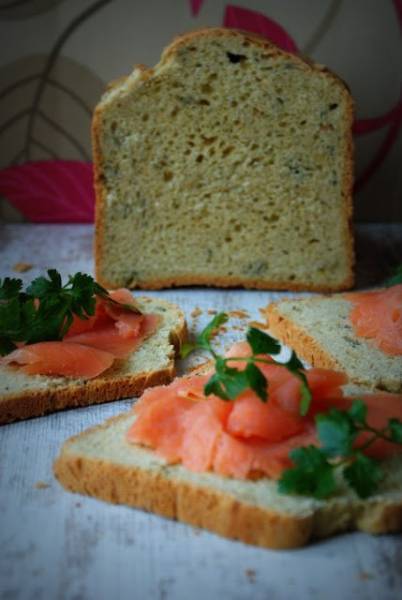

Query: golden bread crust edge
left=92, top=27, right=354, bottom=292
left=53, top=413, right=312, bottom=550
left=265, top=301, right=402, bottom=392
left=0, top=367, right=172, bottom=426
left=0, top=307, right=187, bottom=425
left=53, top=414, right=402, bottom=550
left=264, top=302, right=346, bottom=370
left=93, top=63, right=153, bottom=282
left=98, top=273, right=355, bottom=293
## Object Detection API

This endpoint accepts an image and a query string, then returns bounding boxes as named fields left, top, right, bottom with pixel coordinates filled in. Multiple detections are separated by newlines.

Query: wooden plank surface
left=0, top=223, right=401, bottom=600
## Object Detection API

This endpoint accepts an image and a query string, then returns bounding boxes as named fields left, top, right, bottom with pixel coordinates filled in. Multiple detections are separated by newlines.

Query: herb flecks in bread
left=265, top=291, right=402, bottom=392
left=0, top=296, right=186, bottom=424
left=93, top=28, right=354, bottom=291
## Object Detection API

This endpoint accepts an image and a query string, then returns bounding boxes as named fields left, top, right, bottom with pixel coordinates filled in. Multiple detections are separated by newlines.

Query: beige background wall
left=0, top=0, right=401, bottom=222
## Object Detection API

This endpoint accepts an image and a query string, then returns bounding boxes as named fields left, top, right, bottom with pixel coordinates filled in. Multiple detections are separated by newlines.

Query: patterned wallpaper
left=0, top=0, right=401, bottom=222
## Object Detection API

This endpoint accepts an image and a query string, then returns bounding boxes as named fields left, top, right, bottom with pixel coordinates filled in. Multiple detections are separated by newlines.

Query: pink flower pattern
left=0, top=2, right=399, bottom=222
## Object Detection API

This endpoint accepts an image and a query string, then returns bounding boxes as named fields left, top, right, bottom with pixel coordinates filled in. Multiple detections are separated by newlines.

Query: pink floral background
left=0, top=0, right=400, bottom=223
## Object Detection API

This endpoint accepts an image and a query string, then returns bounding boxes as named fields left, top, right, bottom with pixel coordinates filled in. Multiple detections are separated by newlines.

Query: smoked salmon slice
left=3, top=342, right=115, bottom=378
left=347, top=285, right=402, bottom=355
left=127, top=342, right=402, bottom=482
left=213, top=427, right=317, bottom=480
left=2, top=289, right=159, bottom=378
left=65, top=315, right=159, bottom=358
left=226, top=392, right=305, bottom=442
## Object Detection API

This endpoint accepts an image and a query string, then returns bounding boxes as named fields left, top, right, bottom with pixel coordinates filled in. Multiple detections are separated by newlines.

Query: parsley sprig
left=183, top=314, right=402, bottom=500
left=181, top=313, right=312, bottom=415
left=0, top=269, right=140, bottom=356
left=383, top=264, right=402, bottom=286
left=279, top=400, right=402, bottom=499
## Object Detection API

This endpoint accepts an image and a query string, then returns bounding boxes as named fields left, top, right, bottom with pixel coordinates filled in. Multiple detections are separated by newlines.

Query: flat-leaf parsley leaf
left=0, top=270, right=137, bottom=355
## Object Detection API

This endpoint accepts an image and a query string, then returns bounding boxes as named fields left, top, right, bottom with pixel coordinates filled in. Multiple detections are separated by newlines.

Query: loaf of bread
left=265, top=295, right=402, bottom=393
left=0, top=297, right=186, bottom=424
left=54, top=409, right=402, bottom=550
left=93, top=28, right=354, bottom=292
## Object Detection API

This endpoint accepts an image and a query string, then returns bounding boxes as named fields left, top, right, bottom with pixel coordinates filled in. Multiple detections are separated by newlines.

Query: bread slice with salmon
left=93, top=27, right=354, bottom=292
left=0, top=296, right=186, bottom=425
left=264, top=285, right=402, bottom=393
left=54, top=339, right=402, bottom=550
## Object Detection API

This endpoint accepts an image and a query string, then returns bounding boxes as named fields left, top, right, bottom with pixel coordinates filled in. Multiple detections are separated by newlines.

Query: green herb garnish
left=0, top=269, right=140, bottom=355
left=183, top=315, right=402, bottom=500
left=181, top=313, right=312, bottom=414
left=383, top=264, right=402, bottom=286
left=279, top=399, right=402, bottom=499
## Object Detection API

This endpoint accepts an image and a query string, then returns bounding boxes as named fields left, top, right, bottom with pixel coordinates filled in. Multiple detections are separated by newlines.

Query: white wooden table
left=0, top=223, right=401, bottom=600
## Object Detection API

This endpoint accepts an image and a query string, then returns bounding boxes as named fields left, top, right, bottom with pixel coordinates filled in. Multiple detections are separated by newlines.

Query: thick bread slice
left=265, top=296, right=402, bottom=393
left=54, top=411, right=402, bottom=550
left=0, top=297, right=186, bottom=425
left=93, top=28, right=354, bottom=292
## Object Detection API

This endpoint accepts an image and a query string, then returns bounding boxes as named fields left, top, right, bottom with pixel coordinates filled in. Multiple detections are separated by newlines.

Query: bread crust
left=265, top=299, right=402, bottom=392
left=97, top=273, right=354, bottom=294
left=0, top=301, right=187, bottom=425
left=93, top=63, right=153, bottom=286
left=53, top=413, right=402, bottom=550
left=93, top=27, right=354, bottom=292
left=0, top=367, right=173, bottom=426
left=265, top=302, right=343, bottom=370
left=53, top=414, right=313, bottom=550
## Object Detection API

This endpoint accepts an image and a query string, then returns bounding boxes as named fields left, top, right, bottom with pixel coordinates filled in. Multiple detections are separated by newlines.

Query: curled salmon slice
left=180, top=397, right=232, bottom=472
left=2, top=342, right=115, bottom=378
left=128, top=393, right=194, bottom=462
left=228, top=341, right=348, bottom=415
left=347, top=285, right=402, bottom=355
left=212, top=427, right=317, bottom=480
left=66, top=288, right=146, bottom=339
left=65, top=314, right=159, bottom=358
left=65, top=326, right=140, bottom=358
left=127, top=333, right=402, bottom=481
left=104, top=289, right=144, bottom=335
left=226, top=392, right=305, bottom=442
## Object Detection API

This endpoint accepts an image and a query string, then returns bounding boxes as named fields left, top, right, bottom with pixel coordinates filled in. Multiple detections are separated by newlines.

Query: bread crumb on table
left=245, top=569, right=256, bottom=583
left=13, top=262, right=33, bottom=273
left=34, top=481, right=50, bottom=490
left=228, top=309, right=250, bottom=319
left=191, top=307, right=203, bottom=318
left=207, top=309, right=217, bottom=315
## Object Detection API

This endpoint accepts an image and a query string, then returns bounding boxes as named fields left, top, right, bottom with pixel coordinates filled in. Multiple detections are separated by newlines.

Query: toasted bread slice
left=265, top=295, right=402, bottom=393
left=54, top=410, right=402, bottom=550
left=0, top=297, right=186, bottom=424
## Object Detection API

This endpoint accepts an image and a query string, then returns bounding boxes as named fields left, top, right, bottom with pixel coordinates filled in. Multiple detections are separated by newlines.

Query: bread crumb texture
left=266, top=296, right=402, bottom=393
left=94, top=28, right=354, bottom=292
left=54, top=412, right=402, bottom=550
left=0, top=297, right=186, bottom=424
